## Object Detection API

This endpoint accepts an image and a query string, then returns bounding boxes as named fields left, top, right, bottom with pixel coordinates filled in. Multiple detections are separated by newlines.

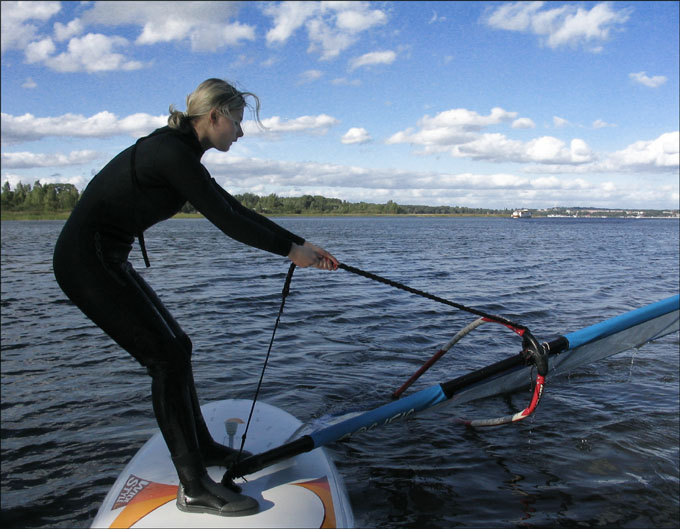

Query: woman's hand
left=288, top=242, right=339, bottom=270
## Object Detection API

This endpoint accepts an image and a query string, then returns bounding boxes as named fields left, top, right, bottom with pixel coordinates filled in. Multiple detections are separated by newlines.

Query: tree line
left=2, top=181, right=80, bottom=212
left=2, top=181, right=507, bottom=216
left=189, top=192, right=505, bottom=216
left=5, top=182, right=674, bottom=218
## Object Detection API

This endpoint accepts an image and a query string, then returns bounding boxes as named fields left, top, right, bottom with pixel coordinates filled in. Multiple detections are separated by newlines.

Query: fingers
left=314, top=255, right=335, bottom=270
left=325, top=252, right=339, bottom=269
left=316, top=252, right=338, bottom=270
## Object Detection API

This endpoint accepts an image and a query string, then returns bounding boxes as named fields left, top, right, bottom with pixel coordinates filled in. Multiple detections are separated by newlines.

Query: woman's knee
left=143, top=332, right=193, bottom=379
left=177, top=333, right=193, bottom=358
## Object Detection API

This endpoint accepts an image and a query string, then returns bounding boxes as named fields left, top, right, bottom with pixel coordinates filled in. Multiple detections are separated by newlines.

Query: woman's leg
left=123, top=267, right=251, bottom=468
left=53, top=243, right=257, bottom=516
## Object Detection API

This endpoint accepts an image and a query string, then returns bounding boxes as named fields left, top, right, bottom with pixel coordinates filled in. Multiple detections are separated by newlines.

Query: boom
left=225, top=294, right=679, bottom=481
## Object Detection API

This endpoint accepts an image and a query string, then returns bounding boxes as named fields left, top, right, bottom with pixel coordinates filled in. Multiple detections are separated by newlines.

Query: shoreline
left=2, top=211, right=679, bottom=221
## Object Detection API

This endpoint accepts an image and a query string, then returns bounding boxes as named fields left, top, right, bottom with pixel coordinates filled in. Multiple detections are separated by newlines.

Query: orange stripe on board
left=294, top=477, right=336, bottom=529
left=109, top=480, right=178, bottom=528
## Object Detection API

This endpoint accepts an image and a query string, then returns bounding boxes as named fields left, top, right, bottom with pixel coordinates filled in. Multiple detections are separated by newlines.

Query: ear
left=209, top=108, right=220, bottom=125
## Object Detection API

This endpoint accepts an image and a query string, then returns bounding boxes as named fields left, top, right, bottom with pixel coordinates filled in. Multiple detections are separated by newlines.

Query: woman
left=53, top=78, right=338, bottom=517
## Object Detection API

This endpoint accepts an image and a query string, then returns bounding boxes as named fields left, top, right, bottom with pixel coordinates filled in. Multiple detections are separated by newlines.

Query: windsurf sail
left=225, top=294, right=679, bottom=481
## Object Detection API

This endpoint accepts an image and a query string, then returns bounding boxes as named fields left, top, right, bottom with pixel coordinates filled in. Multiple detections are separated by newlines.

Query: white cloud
left=484, top=1, right=631, bottom=52
left=349, top=50, right=396, bottom=71
left=450, top=132, right=525, bottom=162
left=525, top=136, right=593, bottom=164
left=1, top=150, right=100, bottom=169
left=606, top=131, right=679, bottom=170
left=449, top=133, right=595, bottom=165
left=593, top=119, right=615, bottom=129
left=27, top=33, right=145, bottom=73
left=429, top=11, right=447, bottom=24
left=523, top=131, right=679, bottom=174
left=117, top=113, right=169, bottom=136
left=1, top=2, right=147, bottom=73
left=512, top=117, right=536, bottom=129
left=53, top=17, right=83, bottom=42
left=243, top=114, right=339, bottom=138
left=386, top=114, right=678, bottom=175
left=1, top=111, right=341, bottom=145
left=80, top=1, right=254, bottom=52
left=341, top=127, right=372, bottom=145
left=4, top=148, right=676, bottom=209
left=0, top=0, right=61, bottom=54
left=3, top=140, right=677, bottom=209
left=386, top=107, right=596, bottom=165
left=193, top=21, right=256, bottom=51
left=24, top=37, right=55, bottom=63
left=553, top=116, right=570, bottom=128
left=203, top=154, right=535, bottom=192
left=629, top=71, right=668, bottom=88
left=484, top=2, right=544, bottom=32
left=423, top=107, right=519, bottom=131
left=195, top=154, right=676, bottom=210
left=386, top=107, right=519, bottom=152
left=306, top=16, right=357, bottom=60
left=2, top=172, right=91, bottom=191
left=263, top=1, right=388, bottom=60
left=22, top=78, right=37, bottom=89
left=264, top=1, right=319, bottom=45
left=1, top=111, right=166, bottom=144
left=335, top=5, right=387, bottom=32
left=297, top=69, right=324, bottom=84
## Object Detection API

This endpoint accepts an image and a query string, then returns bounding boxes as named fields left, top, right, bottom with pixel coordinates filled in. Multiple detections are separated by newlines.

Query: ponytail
left=168, top=105, right=190, bottom=130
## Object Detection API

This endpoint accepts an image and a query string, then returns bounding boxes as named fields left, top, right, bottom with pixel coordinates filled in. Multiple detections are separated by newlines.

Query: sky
left=1, top=1, right=678, bottom=210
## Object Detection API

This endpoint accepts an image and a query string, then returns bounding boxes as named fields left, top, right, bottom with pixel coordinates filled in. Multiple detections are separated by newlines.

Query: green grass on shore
left=2, top=211, right=507, bottom=221
left=2, top=210, right=74, bottom=221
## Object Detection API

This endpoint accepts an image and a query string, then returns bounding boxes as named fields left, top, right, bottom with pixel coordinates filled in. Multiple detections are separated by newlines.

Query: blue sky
left=1, top=1, right=678, bottom=210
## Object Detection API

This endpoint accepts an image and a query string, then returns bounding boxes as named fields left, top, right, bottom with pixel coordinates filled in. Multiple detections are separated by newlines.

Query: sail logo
left=113, top=475, right=151, bottom=509
left=338, top=408, right=415, bottom=441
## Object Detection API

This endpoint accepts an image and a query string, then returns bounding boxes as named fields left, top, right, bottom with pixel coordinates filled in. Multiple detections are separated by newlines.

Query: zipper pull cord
left=138, top=232, right=151, bottom=268
left=130, top=138, right=151, bottom=268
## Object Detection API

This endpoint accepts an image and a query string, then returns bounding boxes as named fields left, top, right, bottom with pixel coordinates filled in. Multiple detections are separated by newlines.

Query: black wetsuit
left=52, top=126, right=304, bottom=514
left=53, top=125, right=304, bottom=369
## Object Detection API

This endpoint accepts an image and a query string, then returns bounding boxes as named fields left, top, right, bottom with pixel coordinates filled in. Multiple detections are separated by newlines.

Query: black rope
left=236, top=263, right=296, bottom=464
left=236, top=261, right=529, bottom=460
left=338, top=263, right=527, bottom=332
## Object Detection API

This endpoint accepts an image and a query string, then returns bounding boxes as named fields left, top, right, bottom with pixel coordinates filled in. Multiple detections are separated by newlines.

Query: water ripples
left=2, top=217, right=678, bottom=528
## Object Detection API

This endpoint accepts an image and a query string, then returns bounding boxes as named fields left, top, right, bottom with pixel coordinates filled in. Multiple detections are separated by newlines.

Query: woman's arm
left=208, top=178, right=337, bottom=269
left=211, top=182, right=305, bottom=246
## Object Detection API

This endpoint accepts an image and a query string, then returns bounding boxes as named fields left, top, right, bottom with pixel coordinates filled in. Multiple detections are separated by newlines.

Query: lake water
left=1, top=216, right=679, bottom=528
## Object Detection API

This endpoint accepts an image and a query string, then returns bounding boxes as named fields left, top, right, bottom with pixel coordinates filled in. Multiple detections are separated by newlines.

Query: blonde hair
left=168, top=78, right=262, bottom=131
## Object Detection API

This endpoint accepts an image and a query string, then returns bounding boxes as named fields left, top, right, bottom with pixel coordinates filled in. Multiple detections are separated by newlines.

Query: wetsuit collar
left=150, top=126, right=205, bottom=158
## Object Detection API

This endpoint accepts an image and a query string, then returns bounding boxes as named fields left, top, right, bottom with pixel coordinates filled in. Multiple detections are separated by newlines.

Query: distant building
left=511, top=209, right=532, bottom=218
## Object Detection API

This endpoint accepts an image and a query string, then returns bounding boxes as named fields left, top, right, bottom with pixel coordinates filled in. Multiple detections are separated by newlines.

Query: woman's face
left=211, top=106, right=244, bottom=152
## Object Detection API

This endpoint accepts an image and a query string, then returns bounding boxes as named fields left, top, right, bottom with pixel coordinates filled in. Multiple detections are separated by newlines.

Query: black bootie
left=150, top=365, right=258, bottom=517
left=173, top=453, right=259, bottom=517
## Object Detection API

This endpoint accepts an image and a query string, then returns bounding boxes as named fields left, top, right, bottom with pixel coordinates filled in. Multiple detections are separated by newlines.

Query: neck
left=191, top=117, right=213, bottom=153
